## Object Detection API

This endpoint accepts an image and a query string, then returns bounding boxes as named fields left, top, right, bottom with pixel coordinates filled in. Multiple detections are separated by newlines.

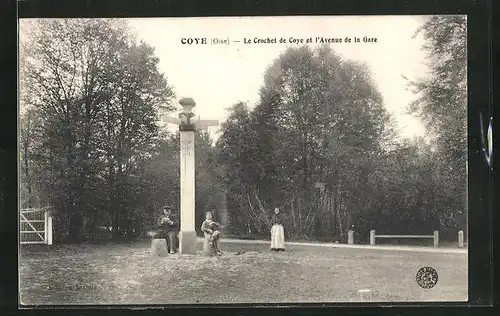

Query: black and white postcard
left=18, top=15, right=468, bottom=305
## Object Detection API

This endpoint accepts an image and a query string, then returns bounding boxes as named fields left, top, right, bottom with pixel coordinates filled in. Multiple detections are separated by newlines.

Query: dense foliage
left=20, top=19, right=219, bottom=243
left=407, top=15, right=468, bottom=240
left=19, top=17, right=467, bottom=244
left=218, top=17, right=467, bottom=242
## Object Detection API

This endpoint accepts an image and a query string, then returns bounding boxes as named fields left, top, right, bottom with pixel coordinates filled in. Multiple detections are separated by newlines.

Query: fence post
left=433, top=231, right=439, bottom=247
left=348, top=230, right=354, bottom=245
left=369, top=230, right=375, bottom=245
left=44, top=210, right=48, bottom=244
left=458, top=230, right=464, bottom=248
left=47, top=214, right=53, bottom=245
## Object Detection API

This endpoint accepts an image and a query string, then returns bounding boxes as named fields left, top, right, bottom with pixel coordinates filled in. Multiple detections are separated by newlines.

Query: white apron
left=271, top=224, right=285, bottom=250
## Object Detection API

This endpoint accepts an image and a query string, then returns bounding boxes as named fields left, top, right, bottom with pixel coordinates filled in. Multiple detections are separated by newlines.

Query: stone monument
left=163, top=98, right=219, bottom=254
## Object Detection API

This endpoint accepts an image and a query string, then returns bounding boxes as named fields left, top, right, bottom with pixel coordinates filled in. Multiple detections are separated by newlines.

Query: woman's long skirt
left=270, top=224, right=285, bottom=250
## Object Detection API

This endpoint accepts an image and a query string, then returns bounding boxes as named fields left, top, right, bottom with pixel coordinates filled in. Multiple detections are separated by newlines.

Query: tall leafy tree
left=407, top=15, right=467, bottom=234
left=219, top=45, right=393, bottom=239
left=217, top=102, right=264, bottom=235
left=20, top=19, right=175, bottom=242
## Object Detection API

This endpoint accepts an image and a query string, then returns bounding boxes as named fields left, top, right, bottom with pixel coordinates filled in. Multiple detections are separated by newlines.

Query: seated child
left=201, top=211, right=222, bottom=255
left=208, top=220, right=221, bottom=245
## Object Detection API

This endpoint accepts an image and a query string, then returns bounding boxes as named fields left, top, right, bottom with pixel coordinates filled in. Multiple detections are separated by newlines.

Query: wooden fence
left=346, top=230, right=465, bottom=248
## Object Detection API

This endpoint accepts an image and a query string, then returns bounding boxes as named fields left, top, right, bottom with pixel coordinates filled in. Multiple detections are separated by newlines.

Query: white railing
left=345, top=229, right=465, bottom=248
left=370, top=230, right=439, bottom=247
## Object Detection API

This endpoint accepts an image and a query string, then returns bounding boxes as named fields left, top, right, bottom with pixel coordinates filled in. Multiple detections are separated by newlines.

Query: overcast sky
left=127, top=16, right=430, bottom=139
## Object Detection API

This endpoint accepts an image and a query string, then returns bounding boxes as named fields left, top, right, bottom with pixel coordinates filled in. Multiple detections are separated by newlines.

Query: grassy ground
left=19, top=240, right=467, bottom=305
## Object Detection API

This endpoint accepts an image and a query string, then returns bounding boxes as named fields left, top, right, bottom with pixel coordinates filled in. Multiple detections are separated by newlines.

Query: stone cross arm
left=162, top=116, right=219, bottom=131
left=195, top=119, right=219, bottom=130
left=162, top=116, right=182, bottom=125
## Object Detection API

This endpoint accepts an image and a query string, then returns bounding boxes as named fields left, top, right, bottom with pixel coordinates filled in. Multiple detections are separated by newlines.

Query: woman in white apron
left=270, top=207, right=285, bottom=251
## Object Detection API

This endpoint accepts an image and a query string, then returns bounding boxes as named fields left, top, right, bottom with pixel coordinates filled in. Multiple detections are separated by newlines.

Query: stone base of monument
left=179, top=230, right=197, bottom=254
left=151, top=238, right=168, bottom=257
left=202, top=238, right=216, bottom=256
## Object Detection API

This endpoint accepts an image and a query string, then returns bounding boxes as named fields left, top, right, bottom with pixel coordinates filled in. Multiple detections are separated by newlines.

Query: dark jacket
left=159, top=214, right=179, bottom=233
left=272, top=213, right=282, bottom=225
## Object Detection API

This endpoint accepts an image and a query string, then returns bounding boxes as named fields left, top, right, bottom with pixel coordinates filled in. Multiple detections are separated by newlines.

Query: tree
left=194, top=130, right=227, bottom=232
left=94, top=38, right=175, bottom=240
left=19, top=19, right=175, bottom=242
left=217, top=102, right=264, bottom=236
left=218, top=45, right=393, bottom=240
left=407, top=15, right=467, bottom=235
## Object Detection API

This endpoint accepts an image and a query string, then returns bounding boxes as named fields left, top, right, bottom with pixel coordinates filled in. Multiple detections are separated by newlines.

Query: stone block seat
left=151, top=238, right=168, bottom=257
left=202, top=237, right=216, bottom=256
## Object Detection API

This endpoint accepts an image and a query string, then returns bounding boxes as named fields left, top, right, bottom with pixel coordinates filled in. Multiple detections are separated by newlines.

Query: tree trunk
left=291, top=193, right=297, bottom=230
left=112, top=211, right=120, bottom=240
left=337, top=202, right=343, bottom=238
left=332, top=195, right=338, bottom=238
left=22, top=112, right=34, bottom=208
left=23, top=144, right=32, bottom=208
left=110, top=166, right=121, bottom=241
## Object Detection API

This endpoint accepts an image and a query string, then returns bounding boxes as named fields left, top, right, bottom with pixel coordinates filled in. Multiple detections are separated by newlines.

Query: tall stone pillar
left=162, top=97, right=219, bottom=255
left=178, top=98, right=197, bottom=254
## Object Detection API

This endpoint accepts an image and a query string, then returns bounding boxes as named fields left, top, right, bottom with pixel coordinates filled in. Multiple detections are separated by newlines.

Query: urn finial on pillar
left=179, top=98, right=196, bottom=112
left=179, top=98, right=196, bottom=131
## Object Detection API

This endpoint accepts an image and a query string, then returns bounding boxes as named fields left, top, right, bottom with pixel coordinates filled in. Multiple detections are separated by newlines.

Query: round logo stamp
left=416, top=267, right=438, bottom=289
